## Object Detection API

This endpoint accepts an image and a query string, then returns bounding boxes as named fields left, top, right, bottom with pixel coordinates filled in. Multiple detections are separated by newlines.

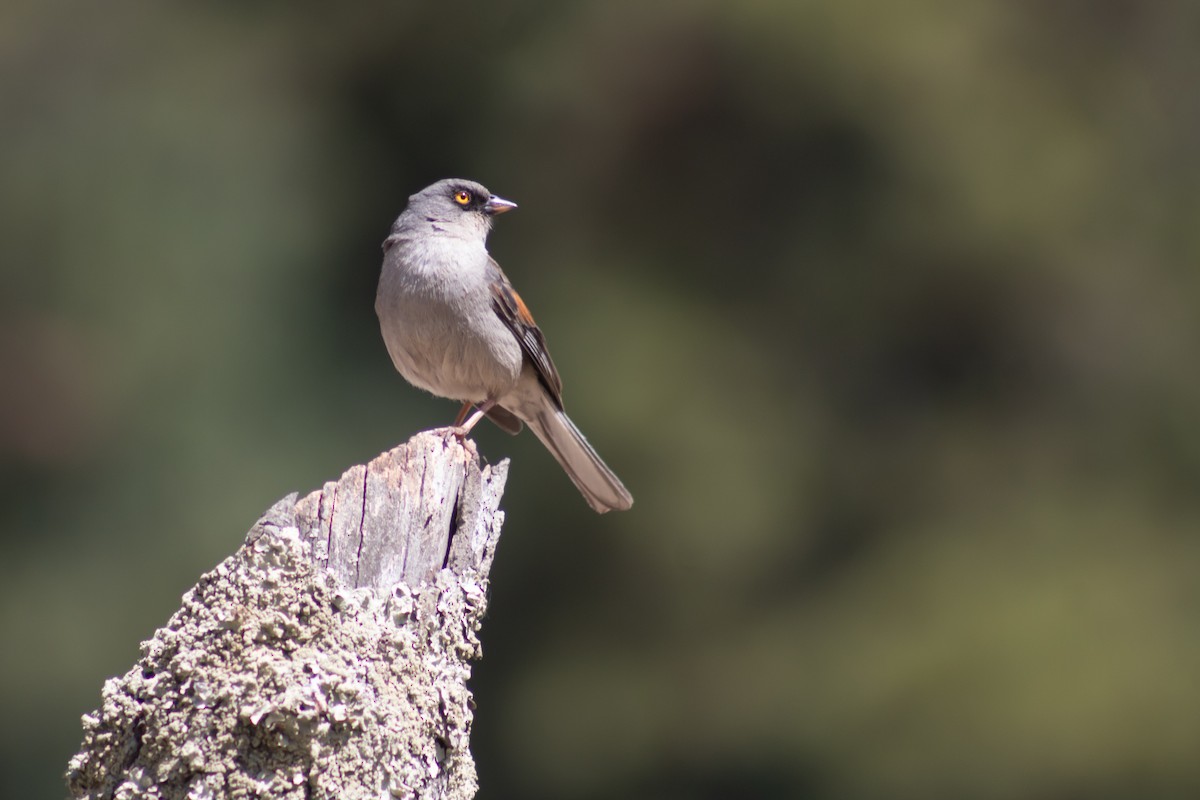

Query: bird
left=375, top=178, right=633, bottom=513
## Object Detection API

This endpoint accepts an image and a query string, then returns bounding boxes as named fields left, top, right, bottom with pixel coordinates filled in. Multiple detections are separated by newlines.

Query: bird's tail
left=524, top=407, right=633, bottom=513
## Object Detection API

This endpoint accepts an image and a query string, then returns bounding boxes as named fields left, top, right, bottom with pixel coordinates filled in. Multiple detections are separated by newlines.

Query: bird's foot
left=428, top=426, right=477, bottom=448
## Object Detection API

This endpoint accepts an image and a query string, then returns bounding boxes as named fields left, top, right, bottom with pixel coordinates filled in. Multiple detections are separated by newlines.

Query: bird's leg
left=453, top=402, right=473, bottom=428
left=456, top=397, right=498, bottom=436
left=441, top=398, right=498, bottom=439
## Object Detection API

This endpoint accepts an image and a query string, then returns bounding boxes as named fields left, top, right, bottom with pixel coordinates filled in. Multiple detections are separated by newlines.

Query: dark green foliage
left=2, top=2, right=1199, bottom=798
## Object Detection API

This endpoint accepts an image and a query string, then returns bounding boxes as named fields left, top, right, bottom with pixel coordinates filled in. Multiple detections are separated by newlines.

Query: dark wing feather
left=487, top=258, right=564, bottom=408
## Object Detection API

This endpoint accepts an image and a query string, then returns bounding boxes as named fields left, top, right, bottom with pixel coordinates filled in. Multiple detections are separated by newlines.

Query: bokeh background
left=4, top=2, right=1200, bottom=798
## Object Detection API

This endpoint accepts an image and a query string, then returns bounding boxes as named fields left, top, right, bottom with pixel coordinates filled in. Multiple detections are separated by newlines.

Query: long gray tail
left=525, top=408, right=633, bottom=513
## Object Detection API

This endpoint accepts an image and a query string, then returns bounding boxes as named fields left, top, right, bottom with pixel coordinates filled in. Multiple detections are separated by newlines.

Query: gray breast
left=376, top=235, right=524, bottom=401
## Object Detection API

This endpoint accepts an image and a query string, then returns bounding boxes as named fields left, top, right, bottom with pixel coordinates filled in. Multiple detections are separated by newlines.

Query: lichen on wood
left=67, top=433, right=508, bottom=800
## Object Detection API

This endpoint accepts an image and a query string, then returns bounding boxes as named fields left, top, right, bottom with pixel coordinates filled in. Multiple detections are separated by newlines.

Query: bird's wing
left=487, top=257, right=564, bottom=408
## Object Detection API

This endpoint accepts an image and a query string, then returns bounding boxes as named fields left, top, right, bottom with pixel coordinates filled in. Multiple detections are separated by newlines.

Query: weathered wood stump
left=66, top=432, right=508, bottom=800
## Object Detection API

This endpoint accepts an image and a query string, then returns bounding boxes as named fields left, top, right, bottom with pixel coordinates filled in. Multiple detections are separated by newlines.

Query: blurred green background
left=3, top=2, right=1200, bottom=798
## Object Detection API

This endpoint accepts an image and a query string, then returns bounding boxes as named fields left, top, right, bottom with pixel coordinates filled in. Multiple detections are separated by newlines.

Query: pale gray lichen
left=67, top=523, right=493, bottom=800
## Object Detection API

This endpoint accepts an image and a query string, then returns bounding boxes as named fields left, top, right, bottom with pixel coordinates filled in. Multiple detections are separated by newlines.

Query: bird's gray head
left=399, top=178, right=517, bottom=241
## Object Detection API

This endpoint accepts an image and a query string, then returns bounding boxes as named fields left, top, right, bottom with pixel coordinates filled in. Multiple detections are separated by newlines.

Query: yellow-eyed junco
left=375, top=178, right=633, bottom=513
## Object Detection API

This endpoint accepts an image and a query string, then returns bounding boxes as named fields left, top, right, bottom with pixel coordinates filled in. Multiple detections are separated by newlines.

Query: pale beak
left=483, top=195, right=518, bottom=216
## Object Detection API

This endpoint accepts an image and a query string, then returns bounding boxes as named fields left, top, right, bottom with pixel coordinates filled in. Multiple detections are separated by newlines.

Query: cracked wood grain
left=289, top=432, right=506, bottom=588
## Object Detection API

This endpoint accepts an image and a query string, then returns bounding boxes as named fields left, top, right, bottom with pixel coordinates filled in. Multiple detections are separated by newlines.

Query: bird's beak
left=483, top=195, right=518, bottom=216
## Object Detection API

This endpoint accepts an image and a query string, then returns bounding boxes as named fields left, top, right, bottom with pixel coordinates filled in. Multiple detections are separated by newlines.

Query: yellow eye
left=453, top=190, right=472, bottom=206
